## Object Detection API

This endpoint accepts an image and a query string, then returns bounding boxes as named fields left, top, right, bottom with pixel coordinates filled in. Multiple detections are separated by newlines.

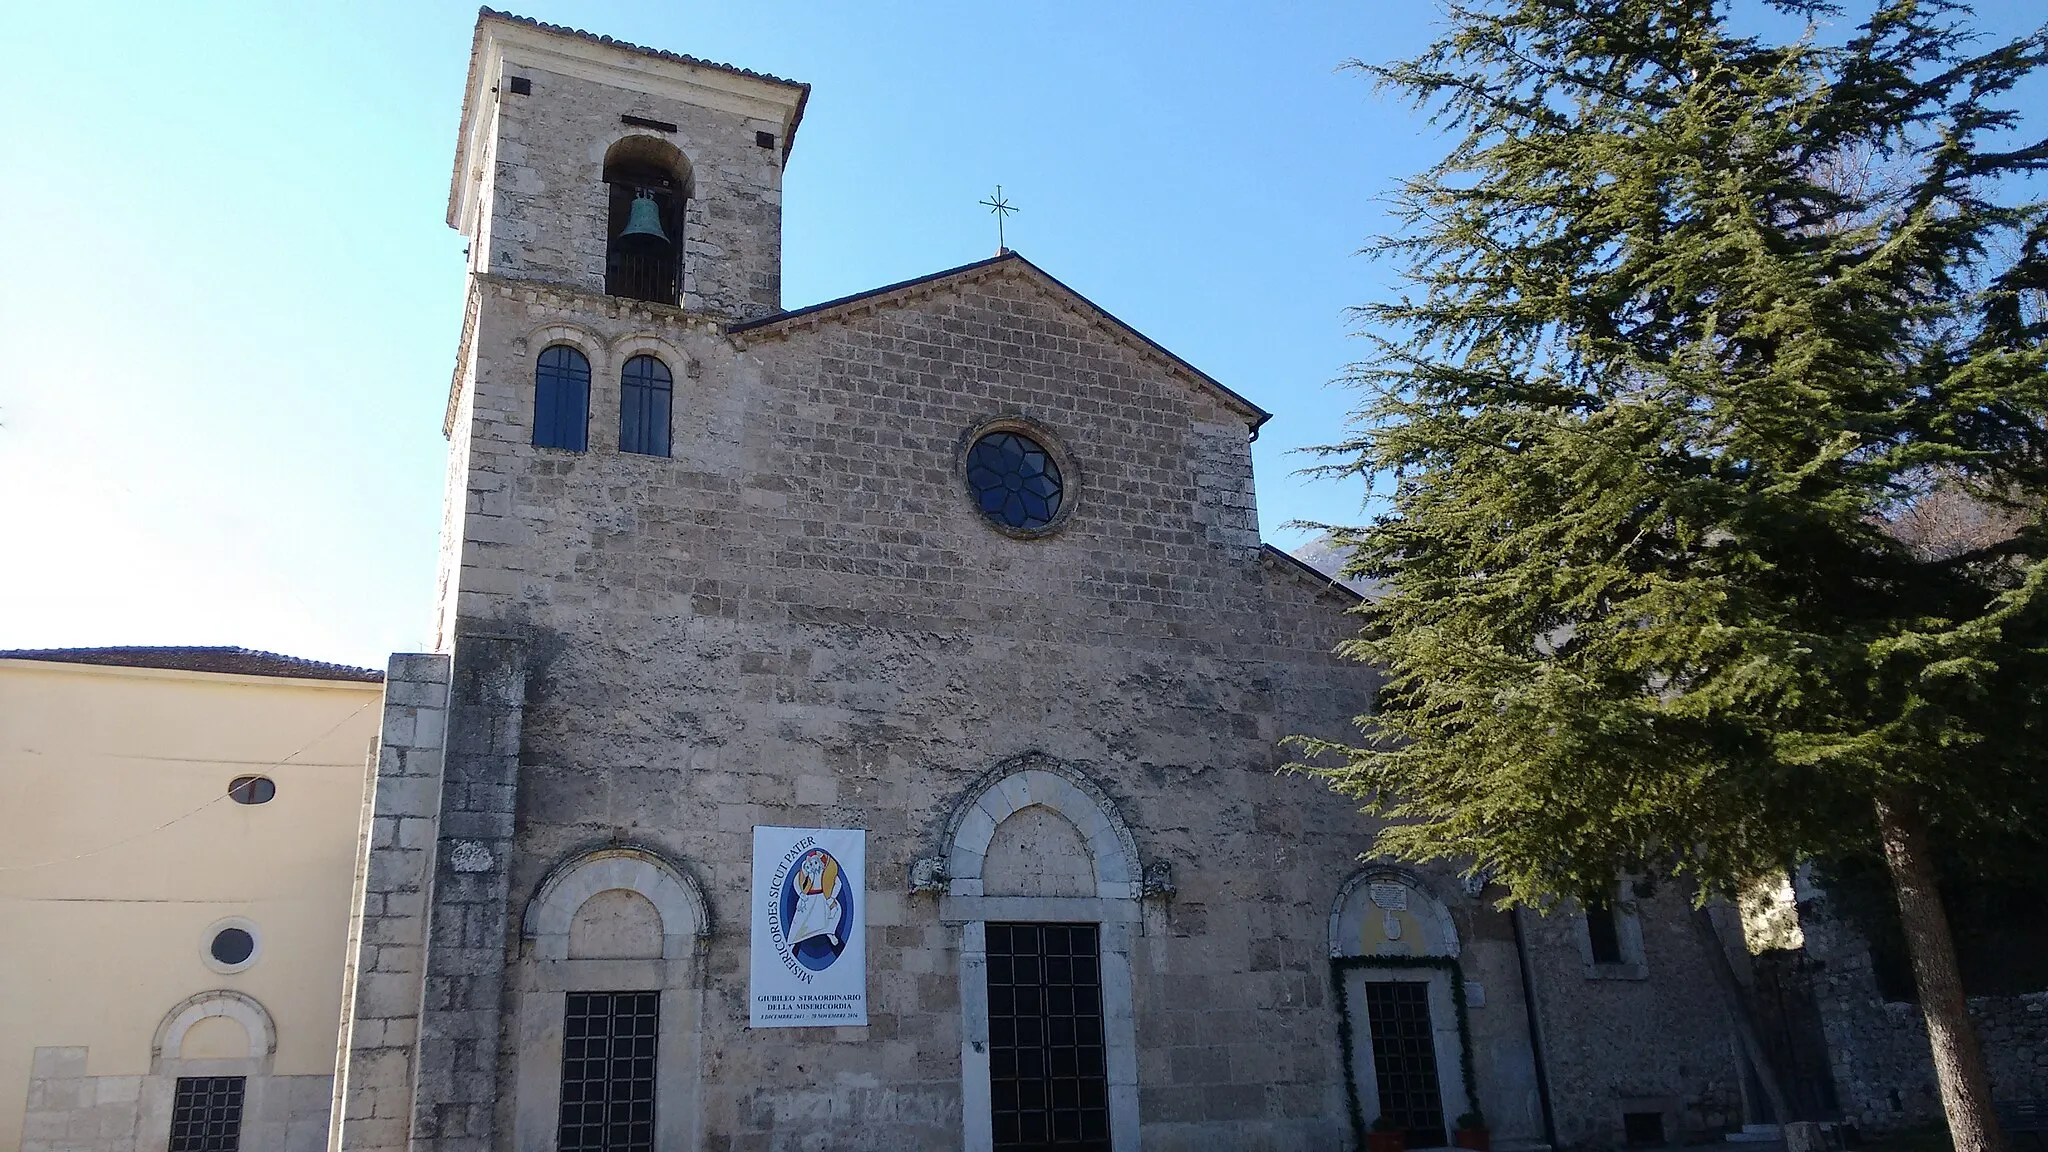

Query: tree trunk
left=1873, top=787, right=2005, bottom=1152
left=1688, top=898, right=1796, bottom=1125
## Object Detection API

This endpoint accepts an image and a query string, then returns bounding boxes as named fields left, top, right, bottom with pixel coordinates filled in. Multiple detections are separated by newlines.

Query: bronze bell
left=617, top=191, right=669, bottom=246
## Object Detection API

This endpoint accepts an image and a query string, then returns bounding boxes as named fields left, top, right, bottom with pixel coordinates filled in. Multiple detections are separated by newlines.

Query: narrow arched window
left=534, top=345, right=590, bottom=451
left=619, top=355, right=672, bottom=457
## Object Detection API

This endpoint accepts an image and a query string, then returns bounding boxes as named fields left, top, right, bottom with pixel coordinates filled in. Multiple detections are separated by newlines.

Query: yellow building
left=0, top=648, right=383, bottom=1152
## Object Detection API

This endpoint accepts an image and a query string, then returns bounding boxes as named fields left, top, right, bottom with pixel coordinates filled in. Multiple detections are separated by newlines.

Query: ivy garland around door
left=1329, top=954, right=1481, bottom=1150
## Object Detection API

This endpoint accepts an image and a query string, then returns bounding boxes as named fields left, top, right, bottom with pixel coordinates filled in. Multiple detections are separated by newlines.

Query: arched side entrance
left=132, top=989, right=305, bottom=1152
left=1331, top=866, right=1476, bottom=1149
left=512, top=844, right=712, bottom=1152
left=937, top=754, right=1144, bottom=1152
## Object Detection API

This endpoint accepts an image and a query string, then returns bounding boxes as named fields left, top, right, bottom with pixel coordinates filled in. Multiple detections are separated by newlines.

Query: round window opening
left=228, top=776, right=276, bottom=805
left=965, top=430, right=1064, bottom=531
left=210, top=928, right=255, bottom=967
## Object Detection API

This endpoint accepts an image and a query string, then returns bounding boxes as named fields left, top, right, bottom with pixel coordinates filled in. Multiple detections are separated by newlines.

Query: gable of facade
left=436, top=252, right=1277, bottom=646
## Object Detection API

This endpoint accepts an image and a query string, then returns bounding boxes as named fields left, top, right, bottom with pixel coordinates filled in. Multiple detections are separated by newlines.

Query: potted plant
left=1368, top=1116, right=1407, bottom=1152
left=1454, top=1111, right=1491, bottom=1151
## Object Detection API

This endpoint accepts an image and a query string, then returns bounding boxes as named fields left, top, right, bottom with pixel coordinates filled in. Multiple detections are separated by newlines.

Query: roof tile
left=0, top=646, right=385, bottom=683
left=479, top=8, right=807, bottom=90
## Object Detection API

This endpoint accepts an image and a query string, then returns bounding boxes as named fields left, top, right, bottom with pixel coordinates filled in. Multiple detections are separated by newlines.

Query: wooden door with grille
left=985, top=922, right=1111, bottom=1150
left=1363, top=979, right=1447, bottom=1148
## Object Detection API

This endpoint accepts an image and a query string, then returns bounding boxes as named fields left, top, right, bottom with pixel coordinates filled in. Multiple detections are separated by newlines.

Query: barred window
left=558, top=991, right=659, bottom=1152
left=619, top=356, right=672, bottom=457
left=169, top=1076, right=245, bottom=1152
left=535, top=345, right=591, bottom=452
left=986, top=923, right=1109, bottom=1150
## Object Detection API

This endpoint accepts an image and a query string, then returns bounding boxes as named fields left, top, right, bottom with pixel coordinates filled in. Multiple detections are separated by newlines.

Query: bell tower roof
left=447, top=7, right=810, bottom=233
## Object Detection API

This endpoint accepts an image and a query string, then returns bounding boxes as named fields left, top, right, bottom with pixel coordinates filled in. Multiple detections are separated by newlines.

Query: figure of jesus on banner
left=785, top=848, right=846, bottom=955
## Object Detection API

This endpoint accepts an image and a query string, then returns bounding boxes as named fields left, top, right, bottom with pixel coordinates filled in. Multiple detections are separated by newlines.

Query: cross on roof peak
left=979, top=185, right=1018, bottom=253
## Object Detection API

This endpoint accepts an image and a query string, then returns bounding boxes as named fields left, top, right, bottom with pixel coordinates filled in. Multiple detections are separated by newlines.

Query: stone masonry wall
left=1520, top=890, right=1747, bottom=1148
left=332, top=654, right=451, bottom=1152
left=24, top=1046, right=328, bottom=1152
left=477, top=62, right=786, bottom=319
left=408, top=635, right=528, bottom=1152
left=433, top=290, right=483, bottom=649
left=19, top=1047, right=146, bottom=1152
left=1796, top=881, right=2048, bottom=1132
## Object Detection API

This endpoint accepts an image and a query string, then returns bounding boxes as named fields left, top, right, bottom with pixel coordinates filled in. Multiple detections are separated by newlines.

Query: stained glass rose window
left=966, top=430, right=1064, bottom=531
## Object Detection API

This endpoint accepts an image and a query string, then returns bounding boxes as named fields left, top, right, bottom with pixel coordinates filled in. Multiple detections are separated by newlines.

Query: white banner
left=749, top=826, right=868, bottom=1028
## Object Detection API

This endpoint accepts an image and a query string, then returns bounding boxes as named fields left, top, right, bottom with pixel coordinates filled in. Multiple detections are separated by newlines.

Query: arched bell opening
left=603, top=135, right=693, bottom=306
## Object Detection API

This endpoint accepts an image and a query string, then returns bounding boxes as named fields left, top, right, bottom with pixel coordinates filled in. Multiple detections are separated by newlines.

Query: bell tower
left=426, top=10, right=810, bottom=646
left=447, top=9, right=808, bottom=318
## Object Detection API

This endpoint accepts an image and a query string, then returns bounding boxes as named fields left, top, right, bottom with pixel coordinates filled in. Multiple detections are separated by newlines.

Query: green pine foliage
left=1304, top=0, right=2048, bottom=907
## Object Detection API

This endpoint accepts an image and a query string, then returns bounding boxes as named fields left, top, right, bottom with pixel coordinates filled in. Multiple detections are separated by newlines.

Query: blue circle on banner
left=778, top=847, right=854, bottom=972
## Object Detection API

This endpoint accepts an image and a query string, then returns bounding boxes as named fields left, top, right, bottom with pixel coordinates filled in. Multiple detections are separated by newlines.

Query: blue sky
left=1, top=2, right=2041, bottom=669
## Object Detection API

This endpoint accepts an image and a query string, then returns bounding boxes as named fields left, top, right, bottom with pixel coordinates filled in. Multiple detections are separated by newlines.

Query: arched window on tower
left=534, top=345, right=591, bottom=451
left=603, top=136, right=692, bottom=306
left=619, top=355, right=672, bottom=457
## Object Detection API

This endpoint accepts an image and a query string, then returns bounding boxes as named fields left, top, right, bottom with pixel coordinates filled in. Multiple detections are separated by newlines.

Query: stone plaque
left=449, top=841, right=493, bottom=873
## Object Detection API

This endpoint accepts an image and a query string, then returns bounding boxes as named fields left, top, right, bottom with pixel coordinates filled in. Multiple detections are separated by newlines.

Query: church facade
left=328, top=11, right=1754, bottom=1152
